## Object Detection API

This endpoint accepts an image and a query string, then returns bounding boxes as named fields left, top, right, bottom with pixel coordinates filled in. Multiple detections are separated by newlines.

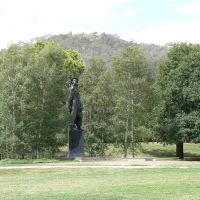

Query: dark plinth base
left=68, top=125, right=84, bottom=158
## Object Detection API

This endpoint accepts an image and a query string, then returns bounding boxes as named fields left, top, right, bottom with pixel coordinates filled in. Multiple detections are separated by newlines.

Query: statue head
left=71, top=77, right=78, bottom=85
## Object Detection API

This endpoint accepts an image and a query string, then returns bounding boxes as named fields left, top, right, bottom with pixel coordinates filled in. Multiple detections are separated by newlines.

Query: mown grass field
left=0, top=143, right=200, bottom=200
left=0, top=168, right=200, bottom=200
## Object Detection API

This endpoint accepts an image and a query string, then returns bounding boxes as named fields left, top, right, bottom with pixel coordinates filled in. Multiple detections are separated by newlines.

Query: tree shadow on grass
left=184, top=153, right=200, bottom=161
left=141, top=149, right=176, bottom=157
left=184, top=157, right=200, bottom=161
left=141, top=149, right=200, bottom=161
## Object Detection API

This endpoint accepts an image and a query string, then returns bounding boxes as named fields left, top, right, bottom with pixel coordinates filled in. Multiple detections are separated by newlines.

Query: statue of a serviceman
left=68, top=78, right=83, bottom=130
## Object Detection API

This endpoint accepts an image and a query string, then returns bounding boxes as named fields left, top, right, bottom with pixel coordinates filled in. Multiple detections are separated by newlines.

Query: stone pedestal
left=68, top=125, right=84, bottom=158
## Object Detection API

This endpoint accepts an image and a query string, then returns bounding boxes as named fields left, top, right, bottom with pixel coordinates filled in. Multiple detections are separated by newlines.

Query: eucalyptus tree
left=0, top=45, right=30, bottom=158
left=112, top=47, right=153, bottom=157
left=79, top=58, right=114, bottom=156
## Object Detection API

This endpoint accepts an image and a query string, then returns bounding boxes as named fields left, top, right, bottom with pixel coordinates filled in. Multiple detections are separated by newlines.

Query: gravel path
left=0, top=165, right=190, bottom=169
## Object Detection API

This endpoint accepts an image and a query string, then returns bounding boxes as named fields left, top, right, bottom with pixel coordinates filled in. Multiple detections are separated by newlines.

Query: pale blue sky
left=0, top=0, right=200, bottom=49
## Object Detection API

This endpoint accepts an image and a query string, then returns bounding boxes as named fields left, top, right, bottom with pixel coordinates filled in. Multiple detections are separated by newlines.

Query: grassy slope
left=0, top=168, right=200, bottom=200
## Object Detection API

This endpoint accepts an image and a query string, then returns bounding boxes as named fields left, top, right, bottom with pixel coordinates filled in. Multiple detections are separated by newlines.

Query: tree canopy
left=155, top=43, right=200, bottom=158
left=0, top=41, right=85, bottom=159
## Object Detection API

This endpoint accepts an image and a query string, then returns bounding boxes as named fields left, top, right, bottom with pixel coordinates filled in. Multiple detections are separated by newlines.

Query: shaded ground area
left=141, top=149, right=175, bottom=157
left=139, top=143, right=200, bottom=161
left=141, top=149, right=200, bottom=160
left=56, top=142, right=200, bottom=160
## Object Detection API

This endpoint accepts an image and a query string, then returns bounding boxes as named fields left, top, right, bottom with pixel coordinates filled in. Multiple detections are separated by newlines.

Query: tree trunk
left=124, top=118, right=129, bottom=158
left=176, top=142, right=184, bottom=159
left=11, top=91, right=16, bottom=159
left=124, top=130, right=128, bottom=158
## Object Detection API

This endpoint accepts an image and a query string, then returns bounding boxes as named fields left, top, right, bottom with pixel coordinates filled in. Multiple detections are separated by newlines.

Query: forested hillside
left=35, top=32, right=168, bottom=77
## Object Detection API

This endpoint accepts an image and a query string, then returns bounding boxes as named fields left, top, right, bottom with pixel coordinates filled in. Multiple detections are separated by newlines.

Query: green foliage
left=80, top=58, right=113, bottom=156
left=79, top=47, right=155, bottom=157
left=0, top=41, right=85, bottom=159
left=156, top=43, right=200, bottom=145
left=0, top=37, right=159, bottom=159
left=64, top=50, right=85, bottom=80
left=111, top=47, right=154, bottom=157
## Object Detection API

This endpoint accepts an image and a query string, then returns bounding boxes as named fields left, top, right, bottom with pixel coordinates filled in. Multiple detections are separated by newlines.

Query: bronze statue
left=68, top=78, right=83, bottom=130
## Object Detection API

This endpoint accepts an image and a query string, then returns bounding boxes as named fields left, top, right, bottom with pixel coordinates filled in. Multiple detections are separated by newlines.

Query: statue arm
left=68, top=87, right=74, bottom=112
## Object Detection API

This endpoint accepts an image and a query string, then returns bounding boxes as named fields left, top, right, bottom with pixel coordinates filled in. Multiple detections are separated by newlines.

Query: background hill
left=34, top=32, right=169, bottom=77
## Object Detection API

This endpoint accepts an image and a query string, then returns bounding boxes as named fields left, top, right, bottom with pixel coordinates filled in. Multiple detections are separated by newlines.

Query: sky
left=0, top=0, right=200, bottom=49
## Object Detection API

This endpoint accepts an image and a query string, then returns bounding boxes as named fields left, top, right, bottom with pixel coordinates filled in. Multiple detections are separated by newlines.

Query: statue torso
left=70, top=85, right=80, bottom=100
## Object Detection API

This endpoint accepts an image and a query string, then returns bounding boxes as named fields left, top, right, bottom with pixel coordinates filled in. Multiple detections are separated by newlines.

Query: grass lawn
left=0, top=168, right=200, bottom=200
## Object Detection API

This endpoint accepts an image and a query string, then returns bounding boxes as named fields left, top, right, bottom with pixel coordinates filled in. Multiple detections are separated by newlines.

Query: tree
left=155, top=43, right=200, bottom=159
left=79, top=58, right=114, bottom=156
left=0, top=41, right=85, bottom=159
left=0, top=45, right=30, bottom=158
left=111, top=47, right=153, bottom=157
